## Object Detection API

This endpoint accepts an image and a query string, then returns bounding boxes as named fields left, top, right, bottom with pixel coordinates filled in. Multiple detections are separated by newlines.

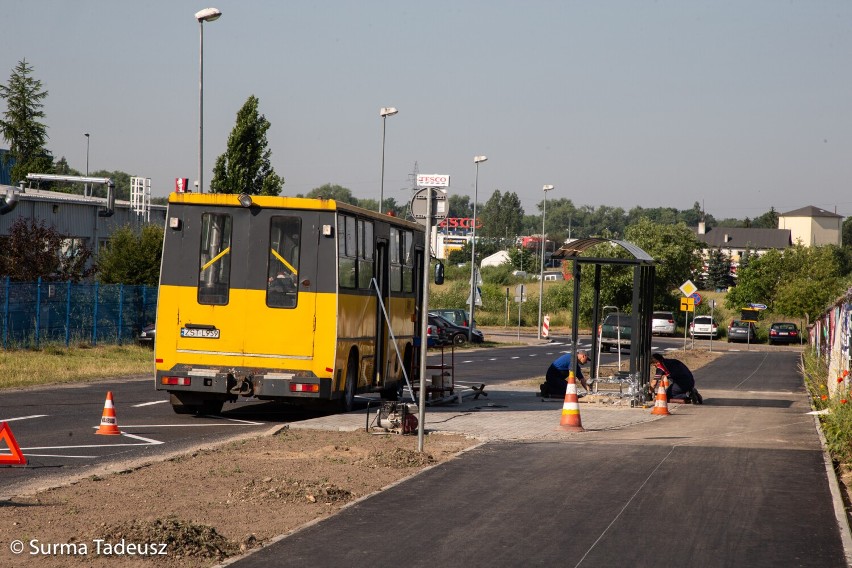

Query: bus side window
left=358, top=219, right=374, bottom=289
left=198, top=213, right=232, bottom=305
left=389, top=227, right=402, bottom=292
left=338, top=214, right=357, bottom=289
left=266, top=215, right=301, bottom=308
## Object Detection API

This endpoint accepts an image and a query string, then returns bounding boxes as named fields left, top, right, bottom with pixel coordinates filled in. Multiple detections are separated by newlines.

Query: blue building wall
left=0, top=149, right=12, bottom=185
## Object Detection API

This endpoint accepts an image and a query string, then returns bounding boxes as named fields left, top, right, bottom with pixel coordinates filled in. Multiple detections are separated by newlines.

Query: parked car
left=138, top=323, right=156, bottom=348
left=769, top=322, right=801, bottom=345
left=651, top=311, right=676, bottom=336
left=428, top=313, right=484, bottom=345
left=727, top=320, right=757, bottom=343
left=600, top=312, right=631, bottom=352
left=689, top=316, right=719, bottom=339
left=431, top=308, right=474, bottom=328
left=425, top=323, right=440, bottom=347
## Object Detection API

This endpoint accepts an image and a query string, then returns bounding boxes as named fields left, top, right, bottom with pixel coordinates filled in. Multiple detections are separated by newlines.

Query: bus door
left=246, top=212, right=318, bottom=360
left=374, top=238, right=389, bottom=386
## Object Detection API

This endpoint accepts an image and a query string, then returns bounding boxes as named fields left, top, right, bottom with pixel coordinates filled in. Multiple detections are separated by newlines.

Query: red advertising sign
left=438, top=217, right=482, bottom=229
left=175, top=178, right=189, bottom=193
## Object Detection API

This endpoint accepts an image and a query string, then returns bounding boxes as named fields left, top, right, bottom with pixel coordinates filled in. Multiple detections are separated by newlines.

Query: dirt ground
left=0, top=428, right=477, bottom=567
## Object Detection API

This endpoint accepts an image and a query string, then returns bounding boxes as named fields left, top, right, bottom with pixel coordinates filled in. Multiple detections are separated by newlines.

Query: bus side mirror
left=434, top=261, right=445, bottom=285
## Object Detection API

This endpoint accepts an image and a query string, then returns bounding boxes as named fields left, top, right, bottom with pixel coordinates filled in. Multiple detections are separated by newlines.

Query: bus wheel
left=342, top=353, right=357, bottom=413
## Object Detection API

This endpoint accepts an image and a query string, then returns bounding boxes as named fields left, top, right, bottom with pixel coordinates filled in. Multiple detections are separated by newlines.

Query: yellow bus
left=154, top=192, right=426, bottom=414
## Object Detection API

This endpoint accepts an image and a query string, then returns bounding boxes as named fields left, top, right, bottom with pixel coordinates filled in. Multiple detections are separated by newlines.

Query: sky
left=2, top=0, right=852, bottom=221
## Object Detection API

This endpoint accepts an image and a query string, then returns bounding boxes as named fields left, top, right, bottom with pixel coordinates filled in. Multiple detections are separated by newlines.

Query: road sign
left=741, top=307, right=759, bottom=322
left=680, top=297, right=695, bottom=312
left=690, top=292, right=702, bottom=306
left=679, top=280, right=697, bottom=297
left=410, top=187, right=448, bottom=226
left=514, top=284, right=527, bottom=303
left=749, top=303, right=768, bottom=310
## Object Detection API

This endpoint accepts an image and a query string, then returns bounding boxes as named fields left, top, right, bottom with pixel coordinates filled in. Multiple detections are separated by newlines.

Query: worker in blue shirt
left=542, top=350, right=591, bottom=397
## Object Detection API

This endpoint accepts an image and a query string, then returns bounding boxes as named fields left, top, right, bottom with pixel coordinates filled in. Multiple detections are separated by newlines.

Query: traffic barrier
left=651, top=375, right=670, bottom=416
left=542, top=315, right=550, bottom=339
left=95, top=391, right=122, bottom=435
left=0, top=422, right=27, bottom=465
left=557, top=372, right=585, bottom=432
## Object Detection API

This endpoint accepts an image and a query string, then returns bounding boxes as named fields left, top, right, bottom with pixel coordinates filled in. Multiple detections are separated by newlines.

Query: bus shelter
left=550, top=238, right=656, bottom=389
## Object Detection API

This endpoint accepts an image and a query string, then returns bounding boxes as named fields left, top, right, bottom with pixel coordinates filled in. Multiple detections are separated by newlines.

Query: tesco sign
left=416, top=174, right=450, bottom=188
left=438, top=217, right=482, bottom=229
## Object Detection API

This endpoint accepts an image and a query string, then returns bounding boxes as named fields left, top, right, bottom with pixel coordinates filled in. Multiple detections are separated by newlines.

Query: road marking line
left=511, top=356, right=519, bottom=359
left=5, top=453, right=97, bottom=459
left=0, top=414, right=48, bottom=422
left=132, top=400, right=169, bottom=407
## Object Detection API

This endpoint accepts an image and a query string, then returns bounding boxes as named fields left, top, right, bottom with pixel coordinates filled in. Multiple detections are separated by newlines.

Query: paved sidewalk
left=289, top=383, right=670, bottom=441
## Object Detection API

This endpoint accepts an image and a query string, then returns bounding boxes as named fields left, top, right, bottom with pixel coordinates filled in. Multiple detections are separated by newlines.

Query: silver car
left=651, top=311, right=676, bottom=336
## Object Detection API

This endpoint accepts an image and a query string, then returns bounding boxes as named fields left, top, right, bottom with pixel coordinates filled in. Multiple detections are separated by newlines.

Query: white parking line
left=132, top=400, right=169, bottom=408
left=0, top=414, right=47, bottom=422
left=16, top=432, right=164, bottom=452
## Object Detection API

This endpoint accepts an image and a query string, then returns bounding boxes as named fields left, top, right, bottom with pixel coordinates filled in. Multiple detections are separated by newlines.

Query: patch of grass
left=802, top=350, right=852, bottom=463
left=0, top=344, right=154, bottom=390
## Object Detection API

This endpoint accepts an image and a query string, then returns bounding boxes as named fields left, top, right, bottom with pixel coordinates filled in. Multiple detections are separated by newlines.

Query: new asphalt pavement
left=224, top=348, right=852, bottom=568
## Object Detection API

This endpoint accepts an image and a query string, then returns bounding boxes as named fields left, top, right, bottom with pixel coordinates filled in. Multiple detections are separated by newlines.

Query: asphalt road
left=0, top=334, right=777, bottom=496
left=231, top=350, right=850, bottom=568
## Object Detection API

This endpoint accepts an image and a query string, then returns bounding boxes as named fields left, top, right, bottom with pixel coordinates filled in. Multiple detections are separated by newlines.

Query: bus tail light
left=161, top=376, right=191, bottom=386
left=290, top=383, right=319, bottom=393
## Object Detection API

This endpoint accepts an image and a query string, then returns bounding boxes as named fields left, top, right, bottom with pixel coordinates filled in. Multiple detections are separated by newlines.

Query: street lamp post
left=468, top=155, right=487, bottom=342
left=195, top=7, right=222, bottom=194
left=84, top=133, right=90, bottom=196
left=379, top=107, right=398, bottom=213
left=537, top=184, right=554, bottom=340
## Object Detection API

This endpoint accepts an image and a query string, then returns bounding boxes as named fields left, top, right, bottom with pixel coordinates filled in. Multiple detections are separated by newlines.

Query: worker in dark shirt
left=651, top=352, right=703, bottom=404
left=542, top=350, right=591, bottom=397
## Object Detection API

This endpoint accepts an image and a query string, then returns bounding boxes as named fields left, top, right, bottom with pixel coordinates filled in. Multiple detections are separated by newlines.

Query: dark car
left=599, top=312, right=631, bottom=352
left=431, top=308, right=474, bottom=328
left=727, top=320, right=757, bottom=343
left=138, top=323, right=156, bottom=348
left=428, top=313, right=484, bottom=345
left=769, top=322, right=801, bottom=345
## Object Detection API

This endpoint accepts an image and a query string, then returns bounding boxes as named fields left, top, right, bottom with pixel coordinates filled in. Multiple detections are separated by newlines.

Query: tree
left=0, top=218, right=95, bottom=282
left=0, top=59, right=52, bottom=182
left=751, top=207, right=779, bottom=229
left=725, top=244, right=847, bottom=319
left=843, top=217, right=852, bottom=247
left=705, top=248, right=732, bottom=291
left=479, top=190, right=524, bottom=240
left=210, top=95, right=283, bottom=195
left=303, top=183, right=358, bottom=204
left=96, top=225, right=164, bottom=285
left=448, top=194, right=472, bottom=219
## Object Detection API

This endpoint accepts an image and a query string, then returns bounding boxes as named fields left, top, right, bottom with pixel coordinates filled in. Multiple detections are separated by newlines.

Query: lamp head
left=543, top=184, right=554, bottom=192
left=474, top=155, right=487, bottom=164
left=195, top=7, right=222, bottom=22
left=380, top=107, right=398, bottom=117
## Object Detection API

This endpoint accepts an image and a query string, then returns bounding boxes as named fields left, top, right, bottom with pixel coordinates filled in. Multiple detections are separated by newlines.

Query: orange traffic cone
left=557, top=372, right=585, bottom=432
left=651, top=375, right=670, bottom=416
left=95, top=391, right=122, bottom=435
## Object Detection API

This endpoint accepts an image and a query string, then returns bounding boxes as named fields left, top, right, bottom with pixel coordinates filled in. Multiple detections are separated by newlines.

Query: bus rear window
left=198, top=213, right=232, bottom=305
left=267, top=216, right=301, bottom=308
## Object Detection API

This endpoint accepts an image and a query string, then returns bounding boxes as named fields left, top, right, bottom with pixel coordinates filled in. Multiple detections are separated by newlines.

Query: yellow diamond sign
left=679, top=279, right=697, bottom=297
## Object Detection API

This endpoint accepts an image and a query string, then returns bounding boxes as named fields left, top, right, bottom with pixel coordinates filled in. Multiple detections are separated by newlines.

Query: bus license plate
left=181, top=328, right=220, bottom=339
